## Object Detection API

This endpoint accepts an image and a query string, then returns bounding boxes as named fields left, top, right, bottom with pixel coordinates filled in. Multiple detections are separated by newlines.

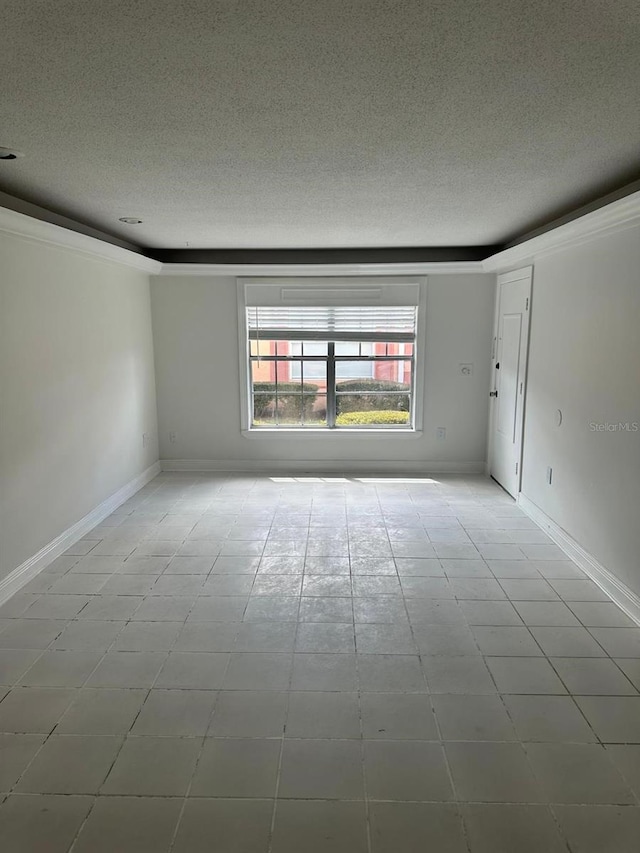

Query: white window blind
left=246, top=305, right=417, bottom=342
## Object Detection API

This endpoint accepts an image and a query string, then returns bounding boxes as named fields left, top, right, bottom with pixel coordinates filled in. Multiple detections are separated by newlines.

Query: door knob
left=489, top=390, right=498, bottom=397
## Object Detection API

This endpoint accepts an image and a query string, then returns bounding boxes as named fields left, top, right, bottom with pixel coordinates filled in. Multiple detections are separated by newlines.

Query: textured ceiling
left=1, top=0, right=639, bottom=250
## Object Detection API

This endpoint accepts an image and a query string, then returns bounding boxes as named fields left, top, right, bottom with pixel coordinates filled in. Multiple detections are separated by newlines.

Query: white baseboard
left=0, top=462, right=161, bottom=607
left=518, top=492, right=640, bottom=627
left=160, top=458, right=486, bottom=475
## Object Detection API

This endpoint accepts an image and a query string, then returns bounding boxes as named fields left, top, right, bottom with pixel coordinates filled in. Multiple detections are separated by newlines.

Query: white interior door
left=489, top=267, right=532, bottom=497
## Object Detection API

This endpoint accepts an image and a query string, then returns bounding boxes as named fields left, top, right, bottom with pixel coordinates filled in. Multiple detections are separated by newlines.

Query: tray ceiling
left=1, top=0, right=639, bottom=251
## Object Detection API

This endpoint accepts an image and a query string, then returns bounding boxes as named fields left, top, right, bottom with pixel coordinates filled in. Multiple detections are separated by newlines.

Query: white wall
left=0, top=231, right=159, bottom=580
left=521, top=223, right=640, bottom=597
left=150, top=273, right=495, bottom=471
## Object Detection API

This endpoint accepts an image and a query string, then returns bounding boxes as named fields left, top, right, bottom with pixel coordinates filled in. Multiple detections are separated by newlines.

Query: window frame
left=237, top=276, right=427, bottom=438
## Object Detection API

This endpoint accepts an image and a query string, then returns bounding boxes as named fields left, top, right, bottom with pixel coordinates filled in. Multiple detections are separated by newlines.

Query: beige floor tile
left=208, top=690, right=288, bottom=737
left=18, top=650, right=103, bottom=687
left=16, top=735, right=123, bottom=793
left=462, top=804, right=567, bottom=853
left=101, top=736, right=200, bottom=795
left=132, top=689, right=217, bottom=736
left=154, top=651, right=229, bottom=689
left=0, top=794, right=93, bottom=853
left=56, top=687, right=147, bottom=735
left=286, top=691, right=361, bottom=738
left=503, top=694, right=597, bottom=742
left=172, top=798, right=272, bottom=853
left=72, top=796, right=182, bottom=853
left=445, top=742, right=544, bottom=802
left=360, top=692, right=437, bottom=739
left=279, top=739, right=364, bottom=799
left=272, top=800, right=368, bottom=853
left=369, top=802, right=467, bottom=853
left=433, top=694, right=517, bottom=741
left=0, top=687, right=77, bottom=733
left=553, top=805, right=640, bottom=853
left=86, top=651, right=168, bottom=688
left=191, top=737, right=280, bottom=797
left=365, top=740, right=453, bottom=801
left=0, top=733, right=46, bottom=791
left=525, top=742, right=635, bottom=804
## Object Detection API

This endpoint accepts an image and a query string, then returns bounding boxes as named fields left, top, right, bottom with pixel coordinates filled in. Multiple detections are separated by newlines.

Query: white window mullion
left=326, top=342, right=336, bottom=429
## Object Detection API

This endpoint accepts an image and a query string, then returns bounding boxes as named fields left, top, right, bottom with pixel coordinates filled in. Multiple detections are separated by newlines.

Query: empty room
left=1, top=1, right=640, bottom=851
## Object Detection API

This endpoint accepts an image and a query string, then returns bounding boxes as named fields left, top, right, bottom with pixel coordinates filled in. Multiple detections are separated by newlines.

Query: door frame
left=487, top=265, right=533, bottom=496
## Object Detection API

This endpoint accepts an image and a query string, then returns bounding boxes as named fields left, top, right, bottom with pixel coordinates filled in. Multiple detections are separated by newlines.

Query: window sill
left=242, top=428, right=423, bottom=440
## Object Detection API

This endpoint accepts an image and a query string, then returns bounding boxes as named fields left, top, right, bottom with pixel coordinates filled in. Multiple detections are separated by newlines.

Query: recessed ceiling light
left=118, top=217, right=143, bottom=224
left=0, top=147, right=24, bottom=160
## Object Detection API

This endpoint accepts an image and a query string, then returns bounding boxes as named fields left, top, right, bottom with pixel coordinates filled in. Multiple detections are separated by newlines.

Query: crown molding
left=4, top=183, right=639, bottom=279
left=155, top=261, right=485, bottom=277
left=153, top=189, right=640, bottom=276
left=0, top=205, right=162, bottom=274
left=483, top=190, right=640, bottom=271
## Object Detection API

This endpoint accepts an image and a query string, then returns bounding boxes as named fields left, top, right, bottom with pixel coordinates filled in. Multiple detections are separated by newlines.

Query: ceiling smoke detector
left=0, top=147, right=24, bottom=160
left=118, top=217, right=143, bottom=224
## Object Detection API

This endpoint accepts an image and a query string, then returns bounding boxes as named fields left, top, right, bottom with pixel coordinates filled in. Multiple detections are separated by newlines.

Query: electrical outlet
left=436, top=427, right=446, bottom=440
left=546, top=466, right=553, bottom=485
left=459, top=363, right=473, bottom=376
left=169, top=431, right=177, bottom=444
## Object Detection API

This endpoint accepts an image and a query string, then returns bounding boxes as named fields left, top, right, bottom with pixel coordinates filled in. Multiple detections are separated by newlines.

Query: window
left=290, top=341, right=375, bottom=380
left=239, top=278, right=425, bottom=433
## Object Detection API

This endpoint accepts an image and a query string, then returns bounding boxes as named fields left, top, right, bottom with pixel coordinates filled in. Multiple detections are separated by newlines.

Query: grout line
left=265, top=623, right=295, bottom=853
left=167, top=614, right=235, bottom=851
left=416, top=489, right=473, bottom=852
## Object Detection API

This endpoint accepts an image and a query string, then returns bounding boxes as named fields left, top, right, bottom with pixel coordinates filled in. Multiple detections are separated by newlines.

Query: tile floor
left=0, top=472, right=639, bottom=852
